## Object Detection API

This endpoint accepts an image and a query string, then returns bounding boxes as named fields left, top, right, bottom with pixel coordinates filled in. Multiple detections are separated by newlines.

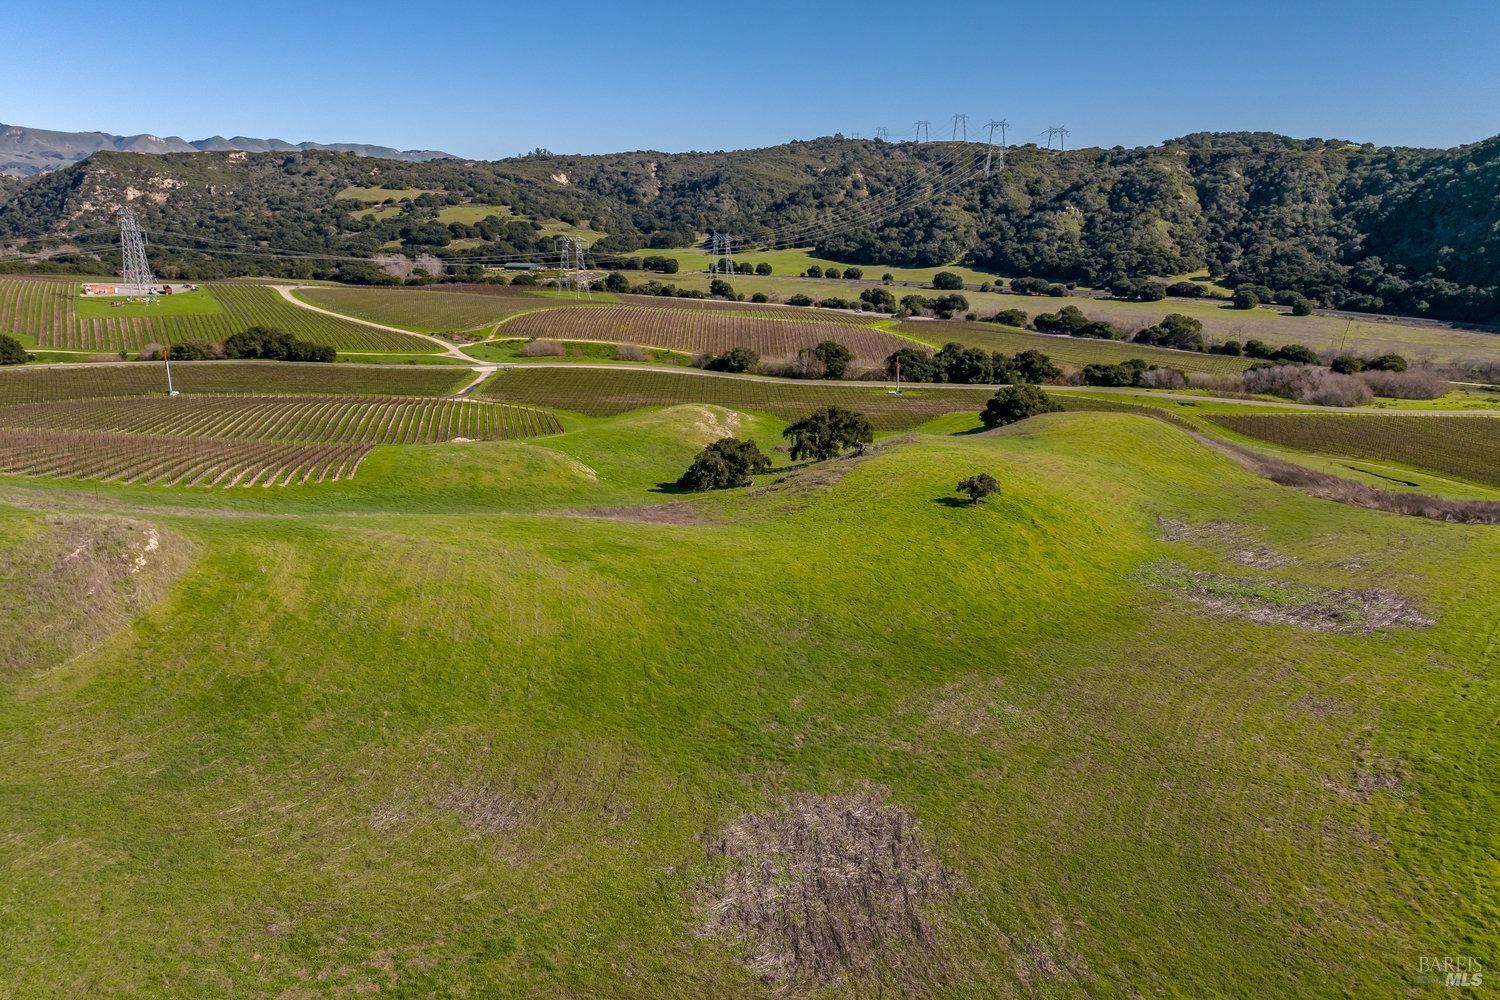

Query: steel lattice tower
left=118, top=205, right=156, bottom=294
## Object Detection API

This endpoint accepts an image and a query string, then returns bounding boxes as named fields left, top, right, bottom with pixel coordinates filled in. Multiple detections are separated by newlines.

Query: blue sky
left=6, top=0, right=1498, bottom=157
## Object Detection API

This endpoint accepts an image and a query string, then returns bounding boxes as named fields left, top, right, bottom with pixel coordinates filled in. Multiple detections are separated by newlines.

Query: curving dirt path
left=273, top=285, right=476, bottom=362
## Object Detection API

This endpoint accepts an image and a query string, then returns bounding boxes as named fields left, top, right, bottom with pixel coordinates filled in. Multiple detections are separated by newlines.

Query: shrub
left=1213, top=339, right=1243, bottom=356
left=509, top=271, right=539, bottom=286
left=931, top=271, right=964, bottom=290
left=750, top=292, right=769, bottom=303
left=980, top=384, right=1062, bottom=428
left=1241, top=365, right=1373, bottom=406
left=1367, top=353, right=1409, bottom=372
left=1232, top=287, right=1259, bottom=309
left=612, top=343, right=647, bottom=362
left=1111, top=278, right=1166, bottom=302
left=517, top=339, right=565, bottom=357
left=812, top=340, right=853, bottom=379
left=885, top=347, right=942, bottom=383
left=1135, top=366, right=1187, bottom=389
left=931, top=293, right=969, bottom=318
left=1288, top=294, right=1314, bottom=316
left=222, top=326, right=334, bottom=363
left=1330, top=355, right=1364, bottom=374
left=935, top=342, right=994, bottom=384
left=787, top=293, right=814, bottom=306
left=956, top=473, right=1000, bottom=504
left=987, top=308, right=1028, bottom=327
left=900, top=294, right=933, bottom=315
left=1033, top=305, right=1089, bottom=334
left=1166, top=281, right=1208, bottom=298
left=166, top=340, right=217, bottom=360
left=1011, top=349, right=1060, bottom=384
left=0, top=333, right=31, bottom=365
left=859, top=287, right=896, bottom=311
left=602, top=271, right=631, bottom=293
left=787, top=348, right=828, bottom=379
left=1359, top=369, right=1447, bottom=399
left=1080, top=363, right=1137, bottom=387
left=783, top=406, right=874, bottom=461
left=1273, top=343, right=1320, bottom=365
left=842, top=267, right=863, bottom=280
left=1010, top=276, right=1067, bottom=296
left=708, top=278, right=735, bottom=299
left=805, top=265, right=824, bottom=278
left=1135, top=313, right=1204, bottom=351
left=1243, top=339, right=1274, bottom=359
left=703, top=346, right=759, bottom=373
left=755, top=262, right=772, bottom=275
left=677, top=437, right=771, bottom=490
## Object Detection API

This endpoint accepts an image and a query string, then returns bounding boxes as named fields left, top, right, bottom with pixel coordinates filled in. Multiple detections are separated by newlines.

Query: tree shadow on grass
left=932, top=496, right=976, bottom=508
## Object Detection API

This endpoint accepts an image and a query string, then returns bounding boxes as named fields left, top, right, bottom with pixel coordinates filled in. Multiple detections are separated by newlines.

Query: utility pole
left=983, top=119, right=1010, bottom=176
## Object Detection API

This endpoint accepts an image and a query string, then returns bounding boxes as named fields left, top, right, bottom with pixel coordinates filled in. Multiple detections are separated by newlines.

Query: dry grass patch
left=698, top=787, right=950, bottom=993
left=1141, top=561, right=1434, bottom=633
left=0, top=512, right=191, bottom=675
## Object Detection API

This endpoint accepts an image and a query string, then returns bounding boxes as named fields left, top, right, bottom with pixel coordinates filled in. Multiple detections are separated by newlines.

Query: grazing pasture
left=0, top=277, right=437, bottom=353
left=0, top=361, right=472, bottom=405
left=501, top=305, right=914, bottom=362
left=1209, top=413, right=1500, bottom=487
left=477, top=366, right=992, bottom=428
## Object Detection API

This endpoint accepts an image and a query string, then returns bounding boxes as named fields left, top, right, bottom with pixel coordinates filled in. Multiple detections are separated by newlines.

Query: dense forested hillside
left=1, top=132, right=1496, bottom=323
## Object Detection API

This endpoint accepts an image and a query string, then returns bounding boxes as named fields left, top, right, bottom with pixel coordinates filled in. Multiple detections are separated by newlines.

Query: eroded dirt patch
left=1141, top=560, right=1434, bottom=633
left=565, top=502, right=702, bottom=525
left=698, top=788, right=949, bottom=992
left=1155, top=516, right=1295, bottom=568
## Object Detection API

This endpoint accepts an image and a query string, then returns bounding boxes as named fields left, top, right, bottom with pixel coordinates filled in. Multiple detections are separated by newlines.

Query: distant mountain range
left=0, top=122, right=457, bottom=176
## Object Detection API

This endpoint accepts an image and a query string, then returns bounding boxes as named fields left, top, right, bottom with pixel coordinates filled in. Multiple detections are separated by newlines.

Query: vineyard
left=0, top=277, right=438, bottom=353
left=615, top=293, right=879, bottom=325
left=500, top=305, right=913, bottom=362
left=895, top=320, right=1255, bottom=375
left=0, top=396, right=558, bottom=444
left=0, top=362, right=472, bottom=405
left=0, top=394, right=561, bottom=487
left=1208, top=413, right=1500, bottom=487
left=294, top=286, right=575, bottom=334
left=477, top=367, right=994, bottom=429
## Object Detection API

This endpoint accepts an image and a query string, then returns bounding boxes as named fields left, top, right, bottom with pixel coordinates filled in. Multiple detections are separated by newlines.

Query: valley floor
left=0, top=397, right=1495, bottom=997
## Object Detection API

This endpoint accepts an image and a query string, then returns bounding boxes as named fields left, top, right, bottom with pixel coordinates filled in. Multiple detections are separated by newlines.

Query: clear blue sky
left=7, top=0, right=1498, bottom=157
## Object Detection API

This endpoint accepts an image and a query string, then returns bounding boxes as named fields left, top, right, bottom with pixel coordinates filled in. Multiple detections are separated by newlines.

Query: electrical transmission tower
left=951, top=113, right=968, bottom=142
left=983, top=119, right=1010, bottom=176
left=117, top=205, right=156, bottom=296
left=710, top=231, right=736, bottom=277
left=874, top=126, right=889, bottom=142
left=1044, top=126, right=1070, bottom=151
left=914, top=120, right=930, bottom=143
left=571, top=238, right=590, bottom=298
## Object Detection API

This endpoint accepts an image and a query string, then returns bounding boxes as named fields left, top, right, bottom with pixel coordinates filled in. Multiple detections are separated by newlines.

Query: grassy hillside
left=0, top=375, right=1493, bottom=995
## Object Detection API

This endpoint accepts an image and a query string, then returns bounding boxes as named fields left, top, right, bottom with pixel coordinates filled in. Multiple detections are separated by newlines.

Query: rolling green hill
left=3, top=132, right=1498, bottom=324
left=0, top=364, right=1493, bottom=994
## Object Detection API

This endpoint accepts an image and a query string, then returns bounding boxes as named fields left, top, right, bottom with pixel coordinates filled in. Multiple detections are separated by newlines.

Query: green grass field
left=72, top=286, right=223, bottom=320
left=335, top=185, right=438, bottom=202
left=435, top=203, right=514, bottom=225
left=477, top=366, right=994, bottom=428
left=896, top=319, right=1254, bottom=375
left=0, top=385, right=1492, bottom=996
